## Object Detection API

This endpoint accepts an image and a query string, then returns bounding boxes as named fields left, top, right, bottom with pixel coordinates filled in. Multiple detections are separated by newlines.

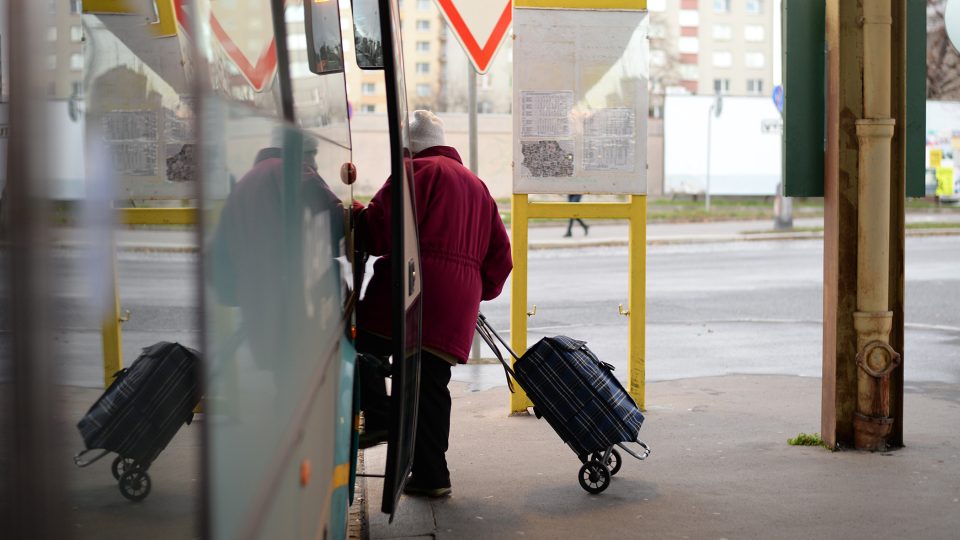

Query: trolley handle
left=475, top=313, right=520, bottom=393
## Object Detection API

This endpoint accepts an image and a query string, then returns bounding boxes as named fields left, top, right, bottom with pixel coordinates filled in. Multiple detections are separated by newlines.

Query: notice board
left=513, top=8, right=648, bottom=194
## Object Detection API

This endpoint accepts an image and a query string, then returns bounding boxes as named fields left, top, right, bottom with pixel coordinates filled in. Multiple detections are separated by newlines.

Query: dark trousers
left=413, top=352, right=452, bottom=487
left=357, top=332, right=453, bottom=487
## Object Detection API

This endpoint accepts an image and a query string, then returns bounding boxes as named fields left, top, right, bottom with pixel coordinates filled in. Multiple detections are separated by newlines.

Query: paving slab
left=365, top=375, right=960, bottom=539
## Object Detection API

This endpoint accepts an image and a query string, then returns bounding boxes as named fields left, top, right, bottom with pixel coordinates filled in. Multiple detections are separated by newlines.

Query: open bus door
left=377, top=0, right=423, bottom=518
left=347, top=0, right=424, bottom=518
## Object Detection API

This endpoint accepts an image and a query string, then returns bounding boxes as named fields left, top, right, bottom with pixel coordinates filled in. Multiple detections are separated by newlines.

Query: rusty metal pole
left=852, top=0, right=901, bottom=451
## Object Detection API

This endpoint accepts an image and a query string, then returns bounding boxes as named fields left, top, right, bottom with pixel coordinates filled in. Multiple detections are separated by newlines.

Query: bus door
left=349, top=0, right=424, bottom=518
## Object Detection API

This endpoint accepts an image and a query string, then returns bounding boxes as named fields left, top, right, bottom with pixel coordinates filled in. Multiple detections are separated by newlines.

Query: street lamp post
left=705, top=93, right=722, bottom=212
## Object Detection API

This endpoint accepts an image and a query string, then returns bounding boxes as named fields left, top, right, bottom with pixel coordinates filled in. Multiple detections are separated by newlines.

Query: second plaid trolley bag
left=476, top=313, right=651, bottom=494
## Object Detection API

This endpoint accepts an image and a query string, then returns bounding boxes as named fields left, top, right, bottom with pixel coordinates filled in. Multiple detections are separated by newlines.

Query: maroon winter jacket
left=357, top=146, right=512, bottom=362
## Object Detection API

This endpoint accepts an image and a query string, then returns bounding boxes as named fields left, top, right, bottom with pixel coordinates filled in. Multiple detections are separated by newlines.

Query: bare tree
left=647, top=11, right=683, bottom=117
left=928, top=0, right=960, bottom=100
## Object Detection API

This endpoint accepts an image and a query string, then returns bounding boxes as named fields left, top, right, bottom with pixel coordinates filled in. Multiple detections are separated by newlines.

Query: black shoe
left=563, top=231, right=572, bottom=238
left=583, top=224, right=589, bottom=236
left=403, top=478, right=451, bottom=498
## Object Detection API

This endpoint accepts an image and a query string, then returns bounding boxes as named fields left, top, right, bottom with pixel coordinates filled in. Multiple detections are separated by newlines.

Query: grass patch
left=742, top=226, right=824, bottom=235
left=744, top=222, right=960, bottom=235
left=788, top=432, right=826, bottom=447
left=905, top=221, right=960, bottom=230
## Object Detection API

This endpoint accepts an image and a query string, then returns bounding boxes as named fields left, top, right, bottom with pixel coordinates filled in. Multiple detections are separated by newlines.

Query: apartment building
left=649, top=0, right=774, bottom=99
left=345, top=0, right=446, bottom=114
left=45, top=0, right=85, bottom=101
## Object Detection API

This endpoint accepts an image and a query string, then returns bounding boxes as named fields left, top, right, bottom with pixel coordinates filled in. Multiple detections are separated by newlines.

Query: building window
left=47, top=54, right=57, bottom=70
left=416, top=62, right=430, bottom=74
left=647, top=0, right=666, bottom=11
left=416, top=84, right=431, bottom=97
left=70, top=53, right=83, bottom=71
left=478, top=100, right=494, bottom=114
left=416, top=19, right=430, bottom=32
left=678, top=37, right=699, bottom=54
left=713, top=78, right=730, bottom=94
left=70, top=0, right=82, bottom=14
left=648, top=23, right=667, bottom=39
left=71, top=25, right=83, bottom=42
left=361, top=104, right=376, bottom=113
left=712, top=25, right=732, bottom=40
left=713, top=0, right=730, bottom=13
left=746, top=79, right=764, bottom=94
left=416, top=40, right=431, bottom=53
left=417, top=0, right=431, bottom=10
left=745, top=52, right=765, bottom=68
left=744, top=25, right=764, bottom=42
left=650, top=50, right=667, bottom=66
left=678, top=10, right=699, bottom=26
left=746, top=0, right=763, bottom=14
left=47, top=27, right=58, bottom=42
left=290, top=62, right=311, bottom=78
left=362, top=82, right=376, bottom=95
left=712, top=51, right=733, bottom=67
left=679, top=64, right=699, bottom=81
left=287, top=34, right=307, bottom=51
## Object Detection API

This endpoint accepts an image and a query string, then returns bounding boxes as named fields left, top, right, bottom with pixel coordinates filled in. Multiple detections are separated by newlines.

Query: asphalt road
left=29, top=235, right=960, bottom=389
left=462, top=235, right=960, bottom=390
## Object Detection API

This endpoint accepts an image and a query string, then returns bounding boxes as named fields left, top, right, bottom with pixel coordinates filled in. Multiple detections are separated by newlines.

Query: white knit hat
left=408, top=110, right=445, bottom=154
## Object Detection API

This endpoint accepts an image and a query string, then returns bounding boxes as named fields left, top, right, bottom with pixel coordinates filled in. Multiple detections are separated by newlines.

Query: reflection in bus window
left=209, top=129, right=345, bottom=380
left=304, top=0, right=345, bottom=74
left=351, top=0, right=384, bottom=69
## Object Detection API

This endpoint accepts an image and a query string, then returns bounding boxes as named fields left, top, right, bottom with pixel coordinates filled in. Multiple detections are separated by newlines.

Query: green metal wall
left=782, top=0, right=926, bottom=197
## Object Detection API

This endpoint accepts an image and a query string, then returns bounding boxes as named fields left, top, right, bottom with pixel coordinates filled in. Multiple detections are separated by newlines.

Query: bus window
left=351, top=0, right=384, bottom=69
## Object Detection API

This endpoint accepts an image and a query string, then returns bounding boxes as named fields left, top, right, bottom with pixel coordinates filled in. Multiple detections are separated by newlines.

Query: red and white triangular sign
left=435, top=0, right=512, bottom=74
left=174, top=0, right=277, bottom=92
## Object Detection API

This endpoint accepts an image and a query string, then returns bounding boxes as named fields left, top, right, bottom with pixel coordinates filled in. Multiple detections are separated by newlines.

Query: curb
left=49, top=228, right=960, bottom=254
left=528, top=228, right=960, bottom=250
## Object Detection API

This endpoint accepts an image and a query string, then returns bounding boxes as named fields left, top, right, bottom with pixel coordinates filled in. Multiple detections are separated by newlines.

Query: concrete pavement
left=361, top=376, right=960, bottom=539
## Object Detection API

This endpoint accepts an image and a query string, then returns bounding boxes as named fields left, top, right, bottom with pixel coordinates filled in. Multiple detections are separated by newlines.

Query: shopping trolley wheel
left=578, top=461, right=610, bottom=494
left=111, top=456, right=140, bottom=480
left=119, top=469, right=152, bottom=502
left=590, top=449, right=622, bottom=476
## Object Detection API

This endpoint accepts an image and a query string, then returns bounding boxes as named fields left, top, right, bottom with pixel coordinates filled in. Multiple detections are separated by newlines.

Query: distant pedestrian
left=564, top=194, right=589, bottom=237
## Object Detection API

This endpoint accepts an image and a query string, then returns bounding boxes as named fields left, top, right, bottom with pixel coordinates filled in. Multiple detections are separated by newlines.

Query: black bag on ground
left=77, top=342, right=202, bottom=466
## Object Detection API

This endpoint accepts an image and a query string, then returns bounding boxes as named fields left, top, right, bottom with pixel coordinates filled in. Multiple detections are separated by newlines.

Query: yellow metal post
left=512, top=0, right=649, bottom=413
left=628, top=195, right=646, bottom=410
left=101, top=207, right=197, bottom=387
left=101, top=240, right=124, bottom=387
left=510, top=196, right=647, bottom=413
left=510, top=194, right=534, bottom=414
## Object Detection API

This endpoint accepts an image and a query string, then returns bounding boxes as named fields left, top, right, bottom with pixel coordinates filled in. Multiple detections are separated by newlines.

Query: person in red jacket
left=355, top=110, right=512, bottom=497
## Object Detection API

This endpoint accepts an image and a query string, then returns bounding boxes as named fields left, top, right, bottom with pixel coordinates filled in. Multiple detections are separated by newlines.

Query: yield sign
left=435, top=0, right=512, bottom=74
left=174, top=0, right=278, bottom=92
